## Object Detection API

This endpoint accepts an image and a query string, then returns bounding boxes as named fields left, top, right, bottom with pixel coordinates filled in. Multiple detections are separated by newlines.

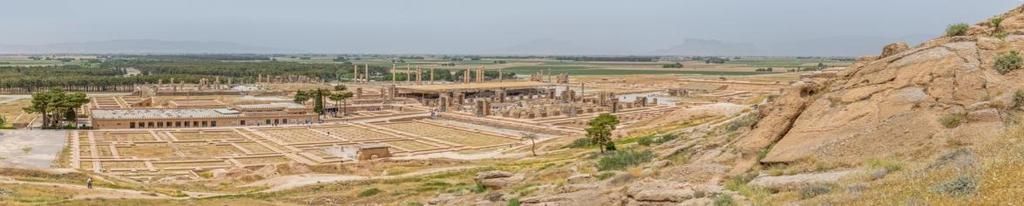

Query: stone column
left=354, top=65, right=359, bottom=82
left=364, top=64, right=369, bottom=82
left=391, top=64, right=397, bottom=83
left=416, top=67, right=423, bottom=85
left=498, top=68, right=503, bottom=82
left=429, top=67, right=435, bottom=84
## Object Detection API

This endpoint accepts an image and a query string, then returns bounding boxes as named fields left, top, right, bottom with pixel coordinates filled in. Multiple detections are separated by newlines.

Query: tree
left=22, top=88, right=90, bottom=129
left=946, top=23, right=969, bottom=37
left=24, top=89, right=56, bottom=128
left=585, top=113, right=620, bottom=153
left=328, top=85, right=354, bottom=117
left=299, top=89, right=330, bottom=116
left=523, top=133, right=538, bottom=156
left=61, top=92, right=90, bottom=126
left=293, top=90, right=310, bottom=104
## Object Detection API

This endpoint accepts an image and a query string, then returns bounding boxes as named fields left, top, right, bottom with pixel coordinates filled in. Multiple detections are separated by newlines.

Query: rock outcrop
left=880, top=42, right=910, bottom=58
left=738, top=8, right=1024, bottom=165
left=474, top=170, right=523, bottom=190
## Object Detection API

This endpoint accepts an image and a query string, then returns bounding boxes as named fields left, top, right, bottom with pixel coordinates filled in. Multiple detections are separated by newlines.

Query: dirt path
left=243, top=165, right=480, bottom=192
left=0, top=177, right=170, bottom=200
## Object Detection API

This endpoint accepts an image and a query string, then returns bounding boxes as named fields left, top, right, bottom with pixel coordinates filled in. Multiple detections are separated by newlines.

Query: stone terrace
left=71, top=120, right=523, bottom=180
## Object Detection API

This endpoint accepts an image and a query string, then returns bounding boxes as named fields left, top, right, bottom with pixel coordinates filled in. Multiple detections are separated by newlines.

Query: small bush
left=800, top=184, right=832, bottom=199
left=946, top=23, right=970, bottom=37
left=723, top=174, right=757, bottom=191
left=358, top=188, right=381, bottom=197
left=865, top=158, right=903, bottom=172
left=723, top=174, right=771, bottom=204
left=636, top=135, right=657, bottom=146
left=991, top=17, right=1005, bottom=34
left=933, top=176, right=978, bottom=197
left=637, top=133, right=682, bottom=146
left=995, top=51, right=1023, bottom=75
left=1013, top=90, right=1024, bottom=110
left=471, top=183, right=487, bottom=193
left=595, top=172, right=616, bottom=180
left=939, top=113, right=967, bottom=128
left=597, top=150, right=655, bottom=171
left=713, top=194, right=736, bottom=206
left=507, top=198, right=521, bottom=206
left=756, top=148, right=771, bottom=161
left=726, top=113, right=759, bottom=132
left=565, top=138, right=594, bottom=148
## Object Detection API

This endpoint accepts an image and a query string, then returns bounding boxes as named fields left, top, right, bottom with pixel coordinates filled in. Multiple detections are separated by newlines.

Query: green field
left=724, top=58, right=853, bottom=68
left=502, top=66, right=761, bottom=76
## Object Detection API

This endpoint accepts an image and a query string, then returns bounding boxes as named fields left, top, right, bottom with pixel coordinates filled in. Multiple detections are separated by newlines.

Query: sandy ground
left=243, top=166, right=480, bottom=192
left=0, top=130, right=67, bottom=168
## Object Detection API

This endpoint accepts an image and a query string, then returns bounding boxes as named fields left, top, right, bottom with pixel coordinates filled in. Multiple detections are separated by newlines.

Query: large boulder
left=747, top=170, right=856, bottom=191
left=880, top=42, right=910, bottom=58
left=474, top=170, right=522, bottom=190
left=623, top=178, right=720, bottom=205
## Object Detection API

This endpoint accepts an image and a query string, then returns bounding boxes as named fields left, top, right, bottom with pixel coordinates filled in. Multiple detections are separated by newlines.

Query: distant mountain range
left=0, top=36, right=935, bottom=56
left=656, top=36, right=932, bottom=57
left=0, top=39, right=281, bottom=54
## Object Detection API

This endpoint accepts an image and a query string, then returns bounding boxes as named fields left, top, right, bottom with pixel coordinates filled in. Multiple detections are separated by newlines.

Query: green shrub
left=507, top=198, right=521, bottom=206
left=597, top=150, right=655, bottom=171
left=995, top=51, right=1023, bottom=75
left=939, top=113, right=967, bottom=128
left=933, top=176, right=978, bottom=197
left=358, top=188, right=381, bottom=197
left=637, top=133, right=682, bottom=146
left=634, top=135, right=659, bottom=146
left=946, top=23, right=970, bottom=37
left=799, top=184, right=832, bottom=199
left=471, top=183, right=487, bottom=193
left=713, top=194, right=736, bottom=206
left=722, top=174, right=771, bottom=204
left=565, top=138, right=594, bottom=148
left=991, top=17, right=1005, bottom=34
left=726, top=113, right=759, bottom=132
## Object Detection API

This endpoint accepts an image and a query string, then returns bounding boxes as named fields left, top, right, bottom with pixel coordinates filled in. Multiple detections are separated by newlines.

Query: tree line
left=22, top=88, right=91, bottom=129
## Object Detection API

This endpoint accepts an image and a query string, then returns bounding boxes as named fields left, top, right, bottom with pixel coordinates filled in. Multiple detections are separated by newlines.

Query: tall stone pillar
left=391, top=64, right=397, bottom=83
left=354, top=65, right=359, bottom=82
left=364, top=64, right=369, bottom=82
left=611, top=99, right=620, bottom=113
left=497, top=89, right=506, bottom=103
left=429, top=67, right=435, bottom=84
left=416, top=68, right=423, bottom=85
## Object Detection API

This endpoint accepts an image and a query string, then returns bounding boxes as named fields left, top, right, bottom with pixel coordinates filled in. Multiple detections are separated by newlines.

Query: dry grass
left=811, top=121, right=1024, bottom=204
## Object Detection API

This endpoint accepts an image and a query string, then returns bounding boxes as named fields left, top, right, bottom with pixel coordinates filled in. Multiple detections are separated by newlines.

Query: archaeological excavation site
left=2, top=1, right=1024, bottom=206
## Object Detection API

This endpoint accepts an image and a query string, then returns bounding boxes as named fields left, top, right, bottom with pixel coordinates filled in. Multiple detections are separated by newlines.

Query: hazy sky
left=2, top=0, right=1021, bottom=55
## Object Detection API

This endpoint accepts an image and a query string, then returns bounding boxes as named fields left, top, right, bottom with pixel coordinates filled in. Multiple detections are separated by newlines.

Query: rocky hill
left=429, top=5, right=1024, bottom=205
left=738, top=6, right=1024, bottom=166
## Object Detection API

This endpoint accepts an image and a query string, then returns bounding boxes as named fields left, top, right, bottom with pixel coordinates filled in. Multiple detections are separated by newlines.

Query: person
left=86, top=177, right=93, bottom=189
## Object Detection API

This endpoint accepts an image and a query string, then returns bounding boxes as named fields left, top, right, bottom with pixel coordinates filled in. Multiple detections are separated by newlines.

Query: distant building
left=356, top=144, right=391, bottom=160
left=89, top=102, right=318, bottom=129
